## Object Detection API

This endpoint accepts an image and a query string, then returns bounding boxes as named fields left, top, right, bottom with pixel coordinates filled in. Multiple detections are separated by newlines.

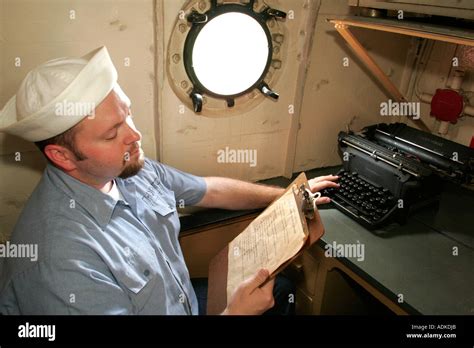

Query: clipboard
left=207, top=172, right=325, bottom=315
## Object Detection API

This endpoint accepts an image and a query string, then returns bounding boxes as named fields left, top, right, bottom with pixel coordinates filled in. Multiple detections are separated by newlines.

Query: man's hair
left=34, top=126, right=87, bottom=163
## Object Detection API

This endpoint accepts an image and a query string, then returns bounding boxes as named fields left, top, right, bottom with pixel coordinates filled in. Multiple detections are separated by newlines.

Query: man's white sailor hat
left=0, top=46, right=128, bottom=142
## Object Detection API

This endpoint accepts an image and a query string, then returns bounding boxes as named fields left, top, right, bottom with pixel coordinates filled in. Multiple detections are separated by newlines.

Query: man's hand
left=222, top=269, right=275, bottom=315
left=305, top=175, right=338, bottom=245
left=308, top=175, right=339, bottom=205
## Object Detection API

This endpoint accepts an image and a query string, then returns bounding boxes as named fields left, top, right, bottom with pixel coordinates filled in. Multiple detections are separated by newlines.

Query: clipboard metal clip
left=299, top=184, right=321, bottom=220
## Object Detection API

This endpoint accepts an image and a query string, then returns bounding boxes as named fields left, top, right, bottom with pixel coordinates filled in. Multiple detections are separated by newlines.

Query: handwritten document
left=226, top=188, right=308, bottom=301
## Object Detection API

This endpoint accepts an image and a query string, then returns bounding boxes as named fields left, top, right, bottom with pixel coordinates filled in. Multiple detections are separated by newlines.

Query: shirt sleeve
left=4, top=256, right=134, bottom=315
left=149, top=160, right=207, bottom=206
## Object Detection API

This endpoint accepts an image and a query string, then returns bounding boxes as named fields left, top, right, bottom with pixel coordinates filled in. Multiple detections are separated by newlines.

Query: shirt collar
left=45, top=164, right=119, bottom=229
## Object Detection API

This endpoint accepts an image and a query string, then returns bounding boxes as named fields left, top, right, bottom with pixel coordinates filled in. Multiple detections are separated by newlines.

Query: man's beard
left=119, top=154, right=145, bottom=179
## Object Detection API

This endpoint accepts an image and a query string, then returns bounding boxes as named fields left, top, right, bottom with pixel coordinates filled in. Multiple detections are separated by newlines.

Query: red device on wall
left=430, top=88, right=464, bottom=124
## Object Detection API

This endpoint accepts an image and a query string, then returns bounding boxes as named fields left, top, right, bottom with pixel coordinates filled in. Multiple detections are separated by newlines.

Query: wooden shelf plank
left=330, top=17, right=474, bottom=47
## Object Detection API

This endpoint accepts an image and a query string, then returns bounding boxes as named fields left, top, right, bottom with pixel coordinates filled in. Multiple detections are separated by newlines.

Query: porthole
left=189, top=12, right=269, bottom=97
left=167, top=0, right=287, bottom=115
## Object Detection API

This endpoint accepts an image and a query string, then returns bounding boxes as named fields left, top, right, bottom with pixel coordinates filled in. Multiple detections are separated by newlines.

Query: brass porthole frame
left=167, top=0, right=288, bottom=116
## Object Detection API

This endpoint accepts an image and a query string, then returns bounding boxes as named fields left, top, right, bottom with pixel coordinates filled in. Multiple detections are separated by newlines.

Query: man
left=0, top=47, right=338, bottom=315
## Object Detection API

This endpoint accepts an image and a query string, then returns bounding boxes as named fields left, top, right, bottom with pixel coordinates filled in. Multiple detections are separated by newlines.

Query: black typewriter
left=321, top=123, right=474, bottom=229
left=323, top=170, right=399, bottom=228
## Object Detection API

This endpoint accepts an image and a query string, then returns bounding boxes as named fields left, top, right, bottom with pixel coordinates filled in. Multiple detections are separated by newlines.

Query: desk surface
left=180, top=167, right=474, bottom=315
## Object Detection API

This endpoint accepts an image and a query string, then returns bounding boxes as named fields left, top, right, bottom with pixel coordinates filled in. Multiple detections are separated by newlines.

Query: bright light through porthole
left=179, top=1, right=286, bottom=112
left=192, top=12, right=269, bottom=96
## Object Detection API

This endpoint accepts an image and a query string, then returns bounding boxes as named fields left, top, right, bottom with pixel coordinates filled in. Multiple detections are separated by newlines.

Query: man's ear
left=44, top=144, right=77, bottom=171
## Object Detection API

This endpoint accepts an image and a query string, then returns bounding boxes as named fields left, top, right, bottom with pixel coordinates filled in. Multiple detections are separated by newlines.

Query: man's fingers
left=245, top=268, right=270, bottom=291
left=260, top=276, right=275, bottom=293
left=316, top=196, right=331, bottom=205
left=259, top=277, right=275, bottom=308
left=310, top=175, right=339, bottom=184
left=311, top=180, right=340, bottom=192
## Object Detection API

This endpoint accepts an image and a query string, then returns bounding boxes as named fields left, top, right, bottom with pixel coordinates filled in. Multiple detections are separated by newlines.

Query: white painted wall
left=414, top=41, right=474, bottom=146
left=294, top=1, right=474, bottom=172
left=158, top=0, right=315, bottom=181
left=293, top=0, right=412, bottom=171
left=0, top=0, right=156, bottom=241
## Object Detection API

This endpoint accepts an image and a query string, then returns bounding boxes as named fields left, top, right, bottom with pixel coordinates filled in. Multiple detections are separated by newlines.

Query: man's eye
left=105, top=134, right=117, bottom=141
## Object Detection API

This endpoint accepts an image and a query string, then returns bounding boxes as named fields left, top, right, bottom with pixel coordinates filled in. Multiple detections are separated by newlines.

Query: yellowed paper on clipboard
left=207, top=172, right=325, bottom=314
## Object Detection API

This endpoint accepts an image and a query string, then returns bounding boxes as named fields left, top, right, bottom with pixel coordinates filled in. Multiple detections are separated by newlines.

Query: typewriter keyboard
left=321, top=170, right=398, bottom=228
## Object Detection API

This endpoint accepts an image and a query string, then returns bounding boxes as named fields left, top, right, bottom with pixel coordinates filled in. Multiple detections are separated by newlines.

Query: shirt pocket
left=113, top=243, right=159, bottom=311
left=142, top=180, right=177, bottom=216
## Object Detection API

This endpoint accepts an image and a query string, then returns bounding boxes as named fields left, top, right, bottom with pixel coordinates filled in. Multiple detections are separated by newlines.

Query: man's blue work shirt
left=0, top=158, right=207, bottom=314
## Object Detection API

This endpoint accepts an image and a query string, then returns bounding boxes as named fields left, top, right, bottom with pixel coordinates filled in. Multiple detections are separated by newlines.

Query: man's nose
left=125, top=119, right=142, bottom=144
